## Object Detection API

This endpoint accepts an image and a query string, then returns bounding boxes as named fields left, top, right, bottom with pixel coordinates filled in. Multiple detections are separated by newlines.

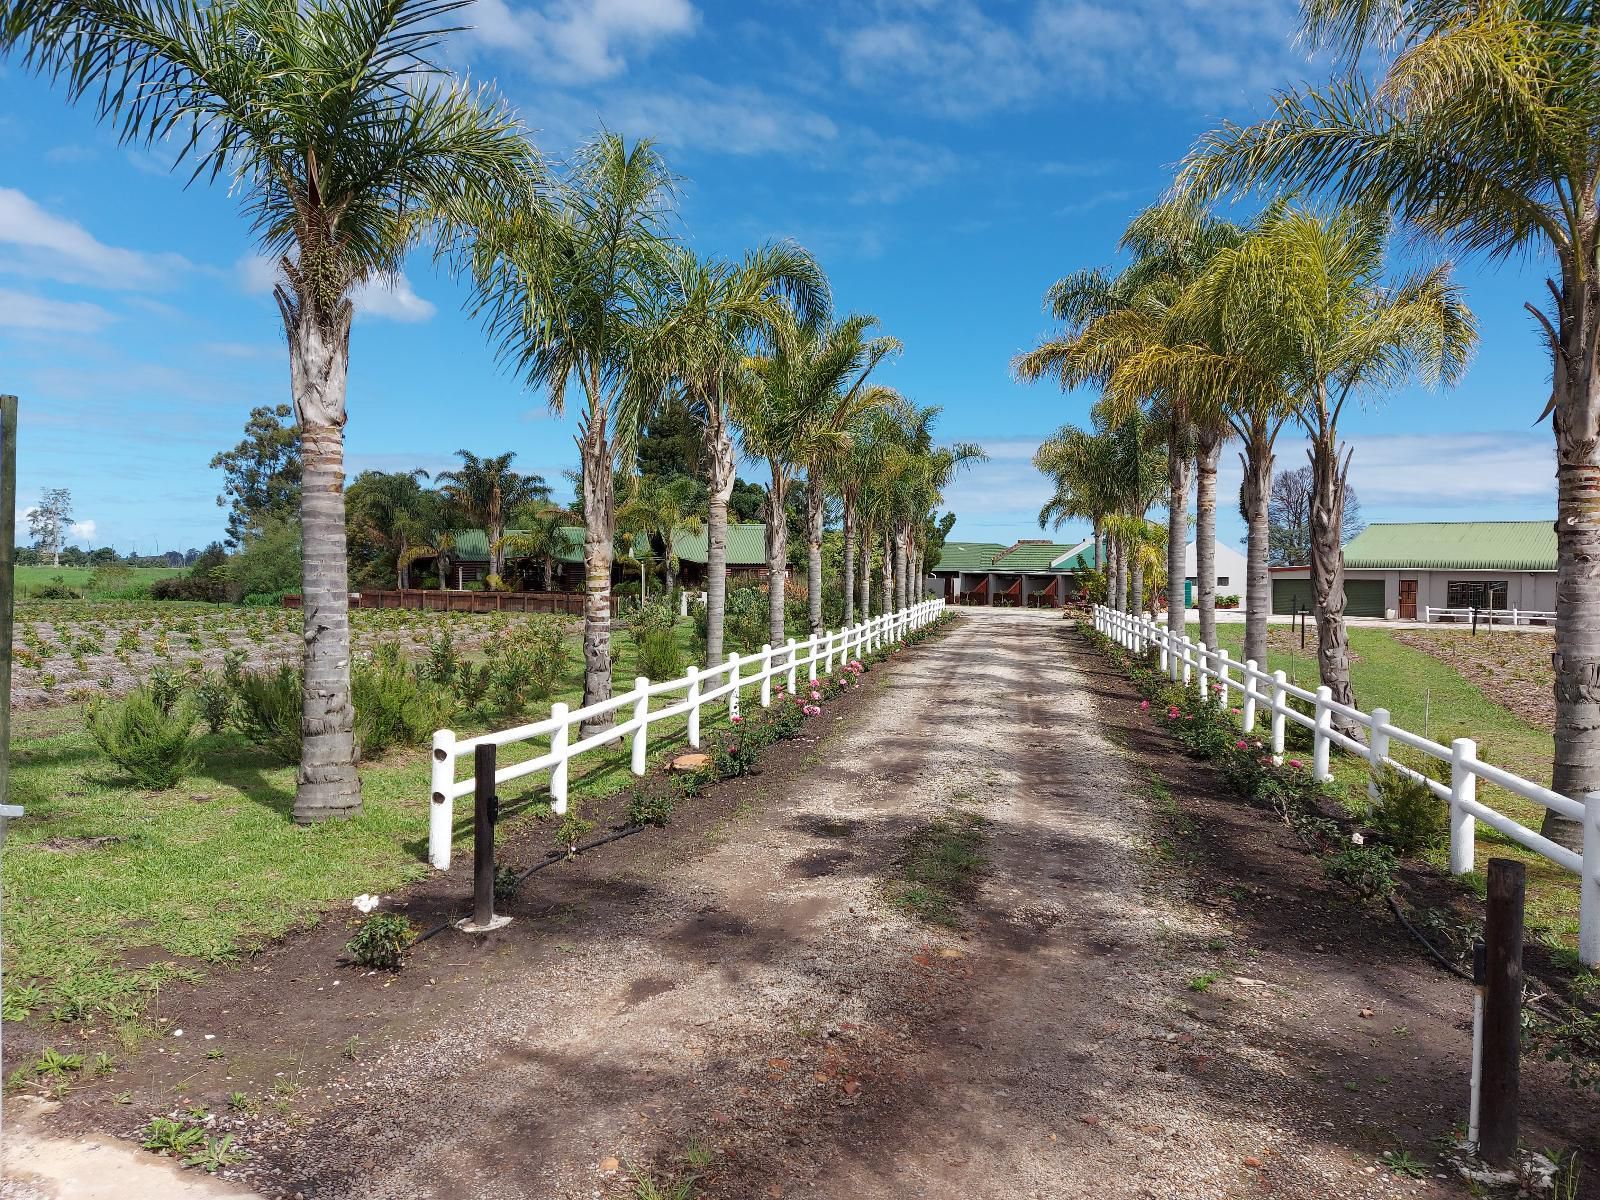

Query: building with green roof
left=1269, top=521, right=1555, bottom=620
left=930, top=538, right=1095, bottom=606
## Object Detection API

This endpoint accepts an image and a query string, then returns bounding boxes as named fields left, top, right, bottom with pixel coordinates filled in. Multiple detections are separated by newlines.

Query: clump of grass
left=888, top=813, right=987, bottom=926
left=88, top=687, right=198, bottom=789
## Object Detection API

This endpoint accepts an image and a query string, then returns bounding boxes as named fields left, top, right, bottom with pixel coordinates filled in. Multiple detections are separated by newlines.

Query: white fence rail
left=1423, top=606, right=1555, bottom=627
left=428, top=599, right=946, bottom=871
left=1093, top=604, right=1600, bottom=967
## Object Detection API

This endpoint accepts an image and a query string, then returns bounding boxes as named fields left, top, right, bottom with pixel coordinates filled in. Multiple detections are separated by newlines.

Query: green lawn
left=0, top=617, right=741, bottom=1029
left=14, top=564, right=183, bottom=599
left=1188, top=623, right=1579, bottom=956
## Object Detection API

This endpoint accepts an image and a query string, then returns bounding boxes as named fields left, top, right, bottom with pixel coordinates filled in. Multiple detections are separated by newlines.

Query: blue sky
left=0, top=0, right=1558, bottom=556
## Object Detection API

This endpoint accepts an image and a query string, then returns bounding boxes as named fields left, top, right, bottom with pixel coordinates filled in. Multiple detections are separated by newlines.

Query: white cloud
left=351, top=274, right=437, bottom=323
left=69, top=519, right=97, bottom=542
left=833, top=0, right=1307, bottom=117
left=1342, top=431, right=1553, bottom=507
left=0, top=286, right=116, bottom=334
left=469, top=0, right=696, bottom=83
left=237, top=256, right=436, bottom=322
left=0, top=188, right=187, bottom=290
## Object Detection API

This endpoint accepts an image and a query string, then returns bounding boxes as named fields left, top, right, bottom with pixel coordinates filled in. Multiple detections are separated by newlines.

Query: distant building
left=1269, top=521, right=1555, bottom=619
left=930, top=538, right=1099, bottom=606
left=1183, top=540, right=1249, bottom=606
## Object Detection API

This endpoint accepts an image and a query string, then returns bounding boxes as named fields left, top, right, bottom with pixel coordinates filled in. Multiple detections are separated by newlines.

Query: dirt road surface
left=25, top=608, right=1596, bottom=1198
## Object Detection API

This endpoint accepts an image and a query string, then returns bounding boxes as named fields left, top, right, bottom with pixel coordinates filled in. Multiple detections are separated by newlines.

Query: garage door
left=1346, top=579, right=1385, bottom=618
left=1272, top=578, right=1313, bottom=615
left=1272, top=577, right=1385, bottom=617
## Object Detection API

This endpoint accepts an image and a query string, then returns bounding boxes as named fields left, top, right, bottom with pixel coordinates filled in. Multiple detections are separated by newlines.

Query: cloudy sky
left=0, top=0, right=1557, bottom=555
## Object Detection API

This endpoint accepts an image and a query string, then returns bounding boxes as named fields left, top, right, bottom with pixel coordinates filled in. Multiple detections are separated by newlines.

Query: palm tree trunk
left=894, top=526, right=908, bottom=611
left=1109, top=534, right=1124, bottom=612
left=859, top=526, right=872, bottom=619
left=579, top=423, right=616, bottom=733
left=542, top=556, right=553, bottom=592
left=285, top=298, right=360, bottom=823
left=1240, top=437, right=1274, bottom=670
left=881, top=528, right=893, bottom=616
left=1166, top=448, right=1191, bottom=635
left=1196, top=429, right=1222, bottom=651
left=1130, top=545, right=1144, bottom=617
left=704, top=415, right=736, bottom=665
left=805, top=467, right=825, bottom=635
left=842, top=496, right=856, bottom=626
left=766, top=462, right=788, bottom=650
left=1310, top=436, right=1358, bottom=723
left=1546, top=279, right=1600, bottom=850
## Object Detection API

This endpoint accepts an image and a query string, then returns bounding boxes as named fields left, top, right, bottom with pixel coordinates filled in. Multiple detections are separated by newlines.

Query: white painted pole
left=759, top=644, right=773, bottom=707
left=1217, top=648, right=1233, bottom=710
left=1367, top=707, right=1391, bottom=806
left=1270, top=670, right=1287, bottom=762
left=1580, top=791, right=1600, bottom=967
left=429, top=729, right=457, bottom=870
left=728, top=653, right=742, bottom=719
left=687, top=666, right=701, bottom=748
left=1313, top=686, right=1333, bottom=781
left=631, top=677, right=649, bottom=775
left=1241, top=660, right=1258, bottom=733
left=787, top=638, right=799, bottom=692
left=807, top=633, right=819, bottom=683
left=549, top=702, right=570, bottom=815
left=1449, top=737, right=1478, bottom=876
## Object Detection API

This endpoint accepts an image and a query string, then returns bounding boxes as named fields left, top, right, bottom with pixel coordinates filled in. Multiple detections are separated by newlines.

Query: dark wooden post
left=473, top=743, right=497, bottom=929
left=1479, top=857, right=1524, bottom=1166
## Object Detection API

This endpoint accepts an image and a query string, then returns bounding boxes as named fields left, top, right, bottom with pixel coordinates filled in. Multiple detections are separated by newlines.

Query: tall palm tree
left=615, top=474, right=703, bottom=599
left=2, top=0, right=533, bottom=822
left=1174, top=207, right=1475, bottom=718
left=1034, top=422, right=1121, bottom=577
left=639, top=244, right=828, bottom=663
left=435, top=450, right=548, bottom=580
left=469, top=133, right=673, bottom=729
left=345, top=468, right=437, bottom=589
left=1177, top=0, right=1592, bottom=840
left=496, top=502, right=571, bottom=592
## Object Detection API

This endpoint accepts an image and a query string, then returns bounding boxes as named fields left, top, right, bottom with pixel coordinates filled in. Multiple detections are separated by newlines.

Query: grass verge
left=887, top=813, right=988, bottom=927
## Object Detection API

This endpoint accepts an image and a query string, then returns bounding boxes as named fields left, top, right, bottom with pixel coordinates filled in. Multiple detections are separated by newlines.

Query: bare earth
left=20, top=608, right=1596, bottom=1198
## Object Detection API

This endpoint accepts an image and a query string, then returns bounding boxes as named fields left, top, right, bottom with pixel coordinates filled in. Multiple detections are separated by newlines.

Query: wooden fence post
left=465, top=742, right=506, bottom=932
left=1478, top=858, right=1524, bottom=1167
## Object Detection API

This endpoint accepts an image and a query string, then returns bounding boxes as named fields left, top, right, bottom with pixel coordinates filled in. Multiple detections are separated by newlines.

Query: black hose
left=1386, top=892, right=1473, bottom=982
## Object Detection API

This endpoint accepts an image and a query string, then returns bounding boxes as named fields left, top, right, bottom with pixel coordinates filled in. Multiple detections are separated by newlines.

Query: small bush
left=1367, top=760, right=1450, bottom=856
left=477, top=618, right=568, bottom=715
left=89, top=688, right=199, bottom=789
left=230, top=663, right=301, bottom=763
left=352, top=645, right=454, bottom=758
left=630, top=600, right=684, bottom=680
left=195, top=672, right=235, bottom=734
left=346, top=912, right=413, bottom=970
left=555, top=808, right=596, bottom=857
left=151, top=573, right=227, bottom=603
left=494, top=864, right=519, bottom=904
left=29, top=582, right=82, bottom=600
left=1322, top=843, right=1399, bottom=900
left=691, top=584, right=767, bottom=658
left=626, top=787, right=675, bottom=828
left=148, top=665, right=184, bottom=715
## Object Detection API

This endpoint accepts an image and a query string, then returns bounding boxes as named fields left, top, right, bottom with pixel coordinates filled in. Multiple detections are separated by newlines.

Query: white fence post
left=687, top=666, right=701, bottom=747
left=1270, top=670, right=1287, bottom=762
left=1581, top=792, right=1600, bottom=967
left=631, top=677, right=649, bottom=775
left=787, top=638, right=799, bottom=692
left=807, top=633, right=819, bottom=683
left=728, top=653, right=742, bottom=719
left=549, top=702, right=570, bottom=814
left=1217, top=648, right=1233, bottom=710
left=759, top=644, right=773, bottom=707
left=1181, top=636, right=1193, bottom=686
left=1367, top=707, right=1391, bottom=805
left=679, top=590, right=688, bottom=618
left=1449, top=737, right=1477, bottom=876
left=429, top=729, right=456, bottom=870
left=1313, top=686, right=1333, bottom=781
left=1241, top=660, right=1258, bottom=733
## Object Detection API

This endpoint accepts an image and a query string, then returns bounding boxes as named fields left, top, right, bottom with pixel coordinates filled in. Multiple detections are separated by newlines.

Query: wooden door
left=1399, top=579, right=1418, bottom=620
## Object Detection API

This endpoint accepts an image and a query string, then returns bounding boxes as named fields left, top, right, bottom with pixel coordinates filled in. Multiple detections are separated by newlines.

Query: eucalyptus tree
left=1015, top=202, right=1240, bottom=637
left=469, top=133, right=673, bottom=727
left=640, top=243, right=828, bottom=663
left=1164, top=206, right=1474, bottom=717
left=1177, top=0, right=1590, bottom=838
left=435, top=450, right=548, bottom=580
left=1, top=0, right=533, bottom=821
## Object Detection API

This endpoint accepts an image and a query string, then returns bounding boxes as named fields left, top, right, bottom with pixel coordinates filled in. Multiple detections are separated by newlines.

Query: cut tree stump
left=669, top=752, right=712, bottom=773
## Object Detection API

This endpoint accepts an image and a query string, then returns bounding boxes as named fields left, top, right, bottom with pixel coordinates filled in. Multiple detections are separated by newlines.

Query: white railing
left=1423, top=606, right=1555, bottom=627
left=428, top=599, right=947, bottom=870
left=1093, top=604, right=1600, bottom=967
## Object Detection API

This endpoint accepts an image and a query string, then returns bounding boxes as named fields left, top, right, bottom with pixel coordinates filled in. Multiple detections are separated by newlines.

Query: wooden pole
left=473, top=743, right=497, bottom=929
left=1479, top=857, right=1524, bottom=1166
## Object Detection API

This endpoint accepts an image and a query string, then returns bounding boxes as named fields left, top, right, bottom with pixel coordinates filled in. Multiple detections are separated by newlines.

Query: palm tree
left=1173, top=206, right=1475, bottom=718
left=639, top=243, right=828, bottom=663
left=1177, top=0, right=1590, bottom=839
left=2, top=0, right=533, bottom=822
left=435, top=450, right=548, bottom=581
left=469, top=133, right=673, bottom=729
left=1034, top=422, right=1120, bottom=577
left=345, top=468, right=438, bottom=589
left=615, top=474, right=703, bottom=599
left=495, top=502, right=570, bottom=592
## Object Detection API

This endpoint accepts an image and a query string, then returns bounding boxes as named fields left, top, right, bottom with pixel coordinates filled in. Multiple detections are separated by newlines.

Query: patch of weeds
left=555, top=808, right=596, bottom=859
left=227, top=1091, right=255, bottom=1114
left=2, top=982, right=44, bottom=1021
left=887, top=813, right=987, bottom=927
left=33, top=1047, right=84, bottom=1079
left=626, top=786, right=674, bottom=828
left=184, top=1133, right=247, bottom=1173
left=1321, top=844, right=1399, bottom=901
left=90, top=1051, right=115, bottom=1075
left=142, top=1116, right=205, bottom=1156
left=1380, top=1150, right=1428, bottom=1178
left=1205, top=936, right=1228, bottom=953
left=204, top=1048, right=225, bottom=1060
left=341, top=1036, right=363, bottom=1061
left=1187, top=972, right=1220, bottom=993
left=346, top=912, right=414, bottom=971
left=493, top=865, right=519, bottom=905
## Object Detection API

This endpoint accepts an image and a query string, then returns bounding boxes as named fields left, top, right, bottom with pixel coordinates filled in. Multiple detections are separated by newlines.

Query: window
left=1447, top=580, right=1508, bottom=610
left=1216, top=576, right=1230, bottom=587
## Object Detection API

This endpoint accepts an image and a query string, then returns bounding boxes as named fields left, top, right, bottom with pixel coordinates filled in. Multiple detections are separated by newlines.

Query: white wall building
left=1183, top=539, right=1249, bottom=601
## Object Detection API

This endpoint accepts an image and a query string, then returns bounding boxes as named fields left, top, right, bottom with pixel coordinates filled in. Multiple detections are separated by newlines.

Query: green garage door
left=1272, top=577, right=1385, bottom=617
left=1346, top=579, right=1385, bottom=618
left=1272, top=577, right=1312, bottom=615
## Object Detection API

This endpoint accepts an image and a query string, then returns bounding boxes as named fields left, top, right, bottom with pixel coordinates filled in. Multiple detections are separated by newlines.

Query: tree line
left=1021, top=0, right=1591, bottom=851
left=0, top=0, right=979, bottom=824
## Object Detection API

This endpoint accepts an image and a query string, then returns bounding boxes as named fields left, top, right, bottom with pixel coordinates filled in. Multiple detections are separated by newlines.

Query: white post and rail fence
left=1093, top=604, right=1600, bottom=967
left=428, top=599, right=946, bottom=872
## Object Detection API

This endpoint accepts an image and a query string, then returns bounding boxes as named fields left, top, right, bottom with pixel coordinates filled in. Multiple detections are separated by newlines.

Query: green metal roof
left=447, top=524, right=766, bottom=567
left=1052, top=542, right=1102, bottom=571
left=931, top=542, right=1008, bottom=571
left=932, top=539, right=1087, bottom=573
left=1342, top=521, right=1555, bottom=571
left=991, top=540, right=1078, bottom=571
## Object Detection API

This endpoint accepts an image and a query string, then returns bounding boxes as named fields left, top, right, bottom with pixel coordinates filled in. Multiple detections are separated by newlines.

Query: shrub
left=479, top=618, right=567, bottom=715
left=1367, top=760, right=1450, bottom=856
left=29, top=583, right=81, bottom=600
left=346, top=912, right=413, bottom=970
left=148, top=665, right=184, bottom=715
left=195, top=673, right=235, bottom=734
left=1322, top=843, right=1399, bottom=900
left=626, top=787, right=674, bottom=828
left=555, top=808, right=595, bottom=857
left=230, top=663, right=301, bottom=763
left=691, top=584, right=767, bottom=658
left=494, top=864, right=519, bottom=904
left=352, top=646, right=454, bottom=757
left=629, top=600, right=684, bottom=680
left=225, top=520, right=301, bottom=603
left=89, top=688, right=199, bottom=789
left=419, top=627, right=458, bottom=687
